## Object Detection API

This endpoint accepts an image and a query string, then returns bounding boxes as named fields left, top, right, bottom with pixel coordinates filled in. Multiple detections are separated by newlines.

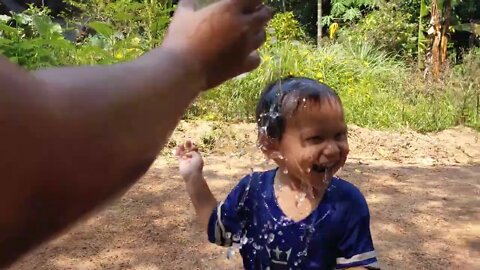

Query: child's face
left=269, top=97, right=349, bottom=189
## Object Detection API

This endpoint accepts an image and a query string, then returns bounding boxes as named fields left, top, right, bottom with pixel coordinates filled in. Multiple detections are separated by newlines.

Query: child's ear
left=258, top=134, right=280, bottom=159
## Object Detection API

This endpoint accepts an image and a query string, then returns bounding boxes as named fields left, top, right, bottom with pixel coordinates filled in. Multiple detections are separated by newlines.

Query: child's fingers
left=191, top=142, right=199, bottom=152
left=185, top=140, right=200, bottom=152
left=175, top=144, right=186, bottom=156
left=185, top=140, right=192, bottom=150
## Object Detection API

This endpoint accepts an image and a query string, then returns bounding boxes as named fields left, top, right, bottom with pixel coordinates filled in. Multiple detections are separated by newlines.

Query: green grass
left=189, top=41, right=480, bottom=132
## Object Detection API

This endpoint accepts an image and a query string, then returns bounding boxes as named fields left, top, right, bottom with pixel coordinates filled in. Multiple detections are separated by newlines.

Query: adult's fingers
left=240, top=51, right=261, bottom=74
left=248, top=28, right=267, bottom=52
left=244, top=5, right=273, bottom=29
left=231, top=0, right=262, bottom=13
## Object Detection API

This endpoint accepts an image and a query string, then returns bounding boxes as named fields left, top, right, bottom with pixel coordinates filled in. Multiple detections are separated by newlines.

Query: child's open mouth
left=312, top=164, right=334, bottom=173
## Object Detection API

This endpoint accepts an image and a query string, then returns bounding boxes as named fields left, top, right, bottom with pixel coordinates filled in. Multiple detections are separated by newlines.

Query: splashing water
left=268, top=233, right=275, bottom=243
left=295, top=192, right=307, bottom=207
left=323, top=167, right=329, bottom=184
left=294, top=210, right=332, bottom=266
left=240, top=236, right=249, bottom=245
left=227, top=245, right=237, bottom=259
left=224, top=18, right=292, bottom=262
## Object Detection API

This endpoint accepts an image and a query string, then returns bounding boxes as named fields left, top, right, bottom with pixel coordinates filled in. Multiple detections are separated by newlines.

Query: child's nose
left=320, top=142, right=340, bottom=160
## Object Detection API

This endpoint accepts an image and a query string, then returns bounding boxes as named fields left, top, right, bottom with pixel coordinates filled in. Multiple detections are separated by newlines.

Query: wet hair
left=255, top=76, right=341, bottom=140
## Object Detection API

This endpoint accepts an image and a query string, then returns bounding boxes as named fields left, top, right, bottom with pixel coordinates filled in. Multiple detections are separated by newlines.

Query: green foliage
left=323, top=0, right=381, bottom=26
left=338, top=3, right=418, bottom=58
left=0, top=7, right=76, bottom=69
left=65, top=0, right=173, bottom=46
left=447, top=49, right=480, bottom=129
left=266, top=12, right=307, bottom=43
left=266, top=0, right=317, bottom=38
left=0, top=3, right=479, bottom=132
left=188, top=38, right=479, bottom=132
left=0, top=1, right=173, bottom=68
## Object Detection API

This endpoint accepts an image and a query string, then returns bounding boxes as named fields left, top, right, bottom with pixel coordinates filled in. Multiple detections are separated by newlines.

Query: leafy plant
left=265, top=12, right=307, bottom=43
left=338, top=3, right=417, bottom=58
left=323, top=0, right=382, bottom=26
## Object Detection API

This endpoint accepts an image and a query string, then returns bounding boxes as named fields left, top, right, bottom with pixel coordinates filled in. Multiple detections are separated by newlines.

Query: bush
left=265, top=12, right=307, bottom=43
left=188, top=39, right=480, bottom=132
left=0, top=1, right=172, bottom=69
left=338, top=3, right=417, bottom=58
left=447, top=49, right=480, bottom=129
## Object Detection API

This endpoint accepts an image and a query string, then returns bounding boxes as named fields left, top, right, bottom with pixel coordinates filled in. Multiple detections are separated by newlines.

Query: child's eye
left=307, top=136, right=324, bottom=143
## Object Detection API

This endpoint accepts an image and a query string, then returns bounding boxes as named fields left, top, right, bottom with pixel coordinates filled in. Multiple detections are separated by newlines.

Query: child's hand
left=176, top=140, right=204, bottom=181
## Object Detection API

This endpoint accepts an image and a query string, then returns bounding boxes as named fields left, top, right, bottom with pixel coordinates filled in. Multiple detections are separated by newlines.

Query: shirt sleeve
left=207, top=174, right=253, bottom=247
left=336, top=189, right=380, bottom=269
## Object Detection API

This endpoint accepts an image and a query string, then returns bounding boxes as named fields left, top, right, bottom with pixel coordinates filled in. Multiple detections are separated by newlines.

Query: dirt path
left=10, top=122, right=480, bottom=270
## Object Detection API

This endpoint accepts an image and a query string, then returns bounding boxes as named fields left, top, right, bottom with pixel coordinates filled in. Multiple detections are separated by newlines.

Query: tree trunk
left=431, top=0, right=441, bottom=80
left=440, top=0, right=451, bottom=64
left=317, top=0, right=322, bottom=46
left=431, top=0, right=452, bottom=80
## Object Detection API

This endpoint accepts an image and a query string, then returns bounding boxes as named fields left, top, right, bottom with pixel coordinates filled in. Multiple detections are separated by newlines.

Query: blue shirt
left=208, top=168, right=380, bottom=269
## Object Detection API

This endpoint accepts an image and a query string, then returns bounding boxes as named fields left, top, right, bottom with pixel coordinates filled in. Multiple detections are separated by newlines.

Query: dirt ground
left=10, top=121, right=480, bottom=270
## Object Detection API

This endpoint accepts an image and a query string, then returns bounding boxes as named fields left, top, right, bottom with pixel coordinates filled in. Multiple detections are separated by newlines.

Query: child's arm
left=176, top=141, right=217, bottom=231
left=185, top=173, right=217, bottom=231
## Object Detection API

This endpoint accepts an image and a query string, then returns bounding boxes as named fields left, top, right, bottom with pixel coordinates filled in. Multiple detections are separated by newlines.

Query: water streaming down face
left=324, top=167, right=329, bottom=184
left=252, top=82, right=336, bottom=265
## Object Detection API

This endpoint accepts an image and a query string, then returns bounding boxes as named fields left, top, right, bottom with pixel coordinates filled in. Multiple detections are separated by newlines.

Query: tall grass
left=189, top=41, right=480, bottom=132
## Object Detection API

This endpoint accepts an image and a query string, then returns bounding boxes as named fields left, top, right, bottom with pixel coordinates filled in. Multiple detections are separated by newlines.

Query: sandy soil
left=9, top=121, right=480, bottom=270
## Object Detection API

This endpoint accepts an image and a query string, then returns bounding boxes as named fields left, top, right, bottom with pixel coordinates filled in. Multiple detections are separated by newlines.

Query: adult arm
left=0, top=0, right=271, bottom=267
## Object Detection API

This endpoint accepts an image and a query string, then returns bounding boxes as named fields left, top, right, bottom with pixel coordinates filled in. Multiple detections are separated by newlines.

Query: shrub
left=337, top=3, right=417, bottom=58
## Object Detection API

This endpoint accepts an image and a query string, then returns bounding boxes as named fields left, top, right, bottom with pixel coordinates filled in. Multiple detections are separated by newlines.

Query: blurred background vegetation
left=0, top=0, right=478, bottom=132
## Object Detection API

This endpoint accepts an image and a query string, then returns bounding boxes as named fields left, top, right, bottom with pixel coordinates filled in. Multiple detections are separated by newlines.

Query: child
left=176, top=76, right=380, bottom=269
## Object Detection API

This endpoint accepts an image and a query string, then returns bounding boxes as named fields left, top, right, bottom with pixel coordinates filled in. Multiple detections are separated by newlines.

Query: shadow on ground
left=9, top=155, right=480, bottom=270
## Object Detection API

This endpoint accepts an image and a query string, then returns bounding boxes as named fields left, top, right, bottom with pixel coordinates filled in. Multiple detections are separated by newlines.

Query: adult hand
left=162, top=0, right=273, bottom=89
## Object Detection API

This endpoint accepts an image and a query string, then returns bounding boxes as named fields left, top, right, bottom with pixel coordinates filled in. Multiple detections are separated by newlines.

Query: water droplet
left=264, top=234, right=268, bottom=239
left=225, top=232, right=232, bottom=239
left=294, top=261, right=298, bottom=266
left=323, top=167, right=329, bottom=183
left=278, top=231, right=283, bottom=236
left=271, top=151, right=285, bottom=160
left=233, top=234, right=241, bottom=242
left=268, top=233, right=275, bottom=243
left=227, top=248, right=235, bottom=259
left=298, top=250, right=308, bottom=257
left=282, top=168, right=288, bottom=174
left=241, top=236, right=248, bottom=245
